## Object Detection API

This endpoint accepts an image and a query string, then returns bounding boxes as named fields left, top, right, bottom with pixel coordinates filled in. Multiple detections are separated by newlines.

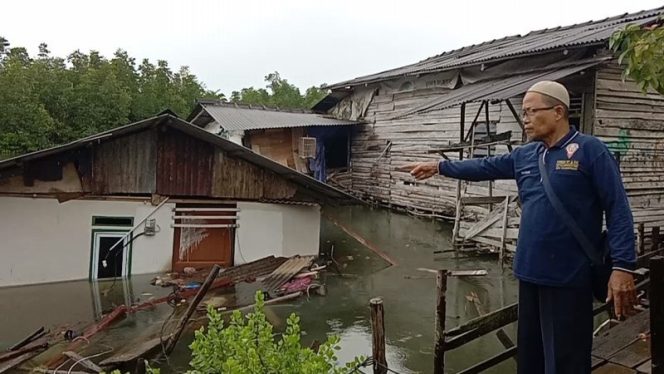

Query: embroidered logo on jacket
left=556, top=159, right=579, bottom=170
left=566, top=143, right=579, bottom=159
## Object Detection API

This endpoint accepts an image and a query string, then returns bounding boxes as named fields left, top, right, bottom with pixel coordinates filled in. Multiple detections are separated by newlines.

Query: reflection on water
left=0, top=205, right=519, bottom=373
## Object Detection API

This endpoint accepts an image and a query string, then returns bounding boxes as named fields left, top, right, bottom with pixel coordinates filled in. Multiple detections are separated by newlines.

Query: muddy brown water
left=0, top=206, right=519, bottom=373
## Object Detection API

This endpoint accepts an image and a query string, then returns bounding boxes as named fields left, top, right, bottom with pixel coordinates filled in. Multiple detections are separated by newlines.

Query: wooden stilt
left=370, top=298, right=387, bottom=374
left=651, top=256, right=663, bottom=374
left=434, top=270, right=448, bottom=374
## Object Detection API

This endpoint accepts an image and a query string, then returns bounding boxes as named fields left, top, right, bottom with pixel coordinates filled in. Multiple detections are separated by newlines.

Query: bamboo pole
left=370, top=298, right=387, bottom=374
left=434, top=270, right=448, bottom=374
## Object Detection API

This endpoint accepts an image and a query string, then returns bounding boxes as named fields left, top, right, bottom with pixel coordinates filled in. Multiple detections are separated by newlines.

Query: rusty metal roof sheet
left=261, top=255, right=315, bottom=294
left=0, top=115, right=361, bottom=205
left=328, top=6, right=664, bottom=89
left=194, top=101, right=361, bottom=130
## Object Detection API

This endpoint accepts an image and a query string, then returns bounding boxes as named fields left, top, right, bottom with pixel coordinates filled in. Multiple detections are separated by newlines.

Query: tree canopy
left=0, top=38, right=327, bottom=157
left=229, top=72, right=328, bottom=110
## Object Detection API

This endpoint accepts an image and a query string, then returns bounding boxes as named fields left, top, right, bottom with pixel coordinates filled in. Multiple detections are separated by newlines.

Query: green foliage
left=185, top=291, right=365, bottom=374
left=0, top=37, right=327, bottom=158
left=0, top=38, right=221, bottom=157
left=230, top=72, right=328, bottom=110
left=609, top=19, right=664, bottom=94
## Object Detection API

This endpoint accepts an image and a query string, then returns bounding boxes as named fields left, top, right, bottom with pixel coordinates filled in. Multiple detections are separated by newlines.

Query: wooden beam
left=499, top=196, right=510, bottom=269
left=638, top=223, right=646, bottom=254
left=651, top=256, right=664, bottom=374
left=164, top=264, right=221, bottom=355
left=445, top=303, right=518, bottom=338
left=464, top=101, right=486, bottom=142
left=456, top=346, right=517, bottom=374
left=651, top=227, right=661, bottom=253
left=460, top=196, right=510, bottom=205
left=434, top=270, right=448, bottom=374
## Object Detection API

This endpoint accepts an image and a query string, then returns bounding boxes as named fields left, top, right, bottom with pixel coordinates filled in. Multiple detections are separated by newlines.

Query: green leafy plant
left=609, top=19, right=664, bottom=94
left=186, top=291, right=365, bottom=374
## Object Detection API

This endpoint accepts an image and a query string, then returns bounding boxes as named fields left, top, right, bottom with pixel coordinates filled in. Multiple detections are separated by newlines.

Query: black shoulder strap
left=538, top=152, right=602, bottom=265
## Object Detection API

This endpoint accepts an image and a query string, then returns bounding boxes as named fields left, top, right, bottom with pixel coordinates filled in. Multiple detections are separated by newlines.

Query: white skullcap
left=526, top=81, right=570, bottom=108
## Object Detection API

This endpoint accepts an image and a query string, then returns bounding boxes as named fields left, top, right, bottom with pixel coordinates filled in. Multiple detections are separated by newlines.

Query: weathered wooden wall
left=594, top=63, right=664, bottom=234
left=0, top=126, right=301, bottom=202
left=248, top=128, right=295, bottom=168
left=345, top=81, right=520, bottom=215
left=94, top=129, right=158, bottom=195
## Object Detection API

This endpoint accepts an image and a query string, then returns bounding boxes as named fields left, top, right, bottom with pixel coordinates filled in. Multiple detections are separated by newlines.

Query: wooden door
left=171, top=203, right=237, bottom=272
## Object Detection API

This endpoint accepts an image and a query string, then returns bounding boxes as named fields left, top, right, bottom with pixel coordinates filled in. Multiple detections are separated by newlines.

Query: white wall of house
left=235, top=202, right=320, bottom=264
left=0, top=196, right=175, bottom=287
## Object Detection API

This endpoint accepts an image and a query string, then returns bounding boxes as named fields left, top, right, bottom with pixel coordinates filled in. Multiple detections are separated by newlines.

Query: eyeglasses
left=521, top=106, right=556, bottom=118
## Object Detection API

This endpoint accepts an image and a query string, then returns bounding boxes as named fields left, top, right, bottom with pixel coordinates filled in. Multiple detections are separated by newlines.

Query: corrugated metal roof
left=199, top=102, right=361, bottom=131
left=328, top=6, right=664, bottom=89
left=0, top=115, right=361, bottom=205
left=394, top=59, right=604, bottom=118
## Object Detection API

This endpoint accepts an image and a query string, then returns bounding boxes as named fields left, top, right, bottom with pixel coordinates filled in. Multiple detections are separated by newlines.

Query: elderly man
left=405, top=81, right=637, bottom=373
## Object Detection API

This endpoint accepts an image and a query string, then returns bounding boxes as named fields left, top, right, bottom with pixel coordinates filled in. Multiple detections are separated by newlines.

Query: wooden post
left=651, top=226, right=661, bottom=253
left=370, top=298, right=387, bottom=374
left=484, top=101, right=493, bottom=210
left=499, top=196, right=510, bottom=270
left=638, top=223, right=645, bottom=254
left=434, top=270, right=448, bottom=374
left=164, top=264, right=221, bottom=355
left=452, top=104, right=466, bottom=252
left=651, top=256, right=664, bottom=374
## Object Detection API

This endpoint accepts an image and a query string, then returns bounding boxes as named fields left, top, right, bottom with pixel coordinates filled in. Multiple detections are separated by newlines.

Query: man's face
left=521, top=92, right=563, bottom=142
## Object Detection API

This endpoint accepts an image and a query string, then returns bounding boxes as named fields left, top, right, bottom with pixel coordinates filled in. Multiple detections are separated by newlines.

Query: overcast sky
left=3, top=0, right=663, bottom=96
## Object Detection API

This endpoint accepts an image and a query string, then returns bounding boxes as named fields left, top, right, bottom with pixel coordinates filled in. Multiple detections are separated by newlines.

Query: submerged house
left=187, top=100, right=361, bottom=183
left=315, top=7, right=664, bottom=255
left=0, top=113, right=356, bottom=287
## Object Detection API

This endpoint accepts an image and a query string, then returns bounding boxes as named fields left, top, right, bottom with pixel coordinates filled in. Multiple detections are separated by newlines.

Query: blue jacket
left=439, top=128, right=636, bottom=287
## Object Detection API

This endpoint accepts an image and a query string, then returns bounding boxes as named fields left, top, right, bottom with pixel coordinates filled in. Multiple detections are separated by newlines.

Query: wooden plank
left=461, top=196, right=510, bottom=205
left=636, top=360, right=652, bottom=373
left=63, top=351, right=103, bottom=373
left=465, top=235, right=517, bottom=252
left=445, top=303, right=518, bottom=338
left=463, top=206, right=505, bottom=240
left=456, top=346, right=517, bottom=374
left=99, top=337, right=162, bottom=366
left=7, top=326, right=45, bottom=351
left=0, top=350, right=43, bottom=373
left=608, top=339, right=650, bottom=370
left=593, top=362, right=638, bottom=373
left=593, top=312, right=650, bottom=360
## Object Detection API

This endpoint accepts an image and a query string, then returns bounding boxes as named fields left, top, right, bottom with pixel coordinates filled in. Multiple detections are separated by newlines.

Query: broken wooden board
left=0, top=349, right=43, bottom=373
left=7, top=326, right=45, bottom=351
left=0, top=338, right=48, bottom=363
left=462, top=206, right=505, bottom=240
left=99, top=336, right=162, bottom=367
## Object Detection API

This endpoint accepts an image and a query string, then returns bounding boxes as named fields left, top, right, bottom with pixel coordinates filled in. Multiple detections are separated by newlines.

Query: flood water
left=0, top=205, right=519, bottom=373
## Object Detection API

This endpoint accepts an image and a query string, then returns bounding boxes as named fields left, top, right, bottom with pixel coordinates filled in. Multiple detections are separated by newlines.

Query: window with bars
left=299, top=137, right=317, bottom=158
